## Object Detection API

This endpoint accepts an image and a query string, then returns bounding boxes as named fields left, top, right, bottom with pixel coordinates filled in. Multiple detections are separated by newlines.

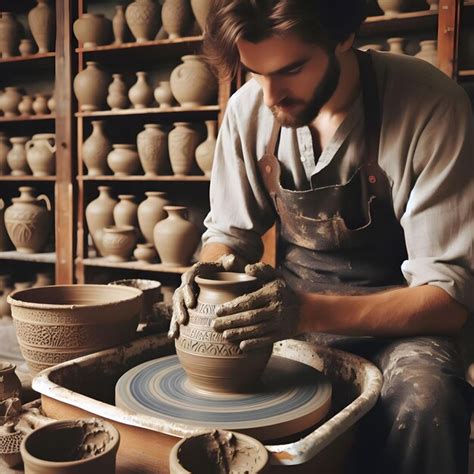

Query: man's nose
left=261, top=77, right=285, bottom=108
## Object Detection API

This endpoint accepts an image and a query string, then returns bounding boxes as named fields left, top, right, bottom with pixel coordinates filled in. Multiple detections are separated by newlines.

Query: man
left=169, top=1, right=474, bottom=472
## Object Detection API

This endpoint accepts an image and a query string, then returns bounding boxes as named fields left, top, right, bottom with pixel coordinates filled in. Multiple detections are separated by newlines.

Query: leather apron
left=257, top=50, right=407, bottom=294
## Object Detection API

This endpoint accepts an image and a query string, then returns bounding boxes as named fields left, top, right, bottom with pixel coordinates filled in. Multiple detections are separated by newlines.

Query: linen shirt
left=202, top=50, right=474, bottom=311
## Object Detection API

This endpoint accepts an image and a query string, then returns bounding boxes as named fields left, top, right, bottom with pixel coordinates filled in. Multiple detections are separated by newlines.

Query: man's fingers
left=222, top=321, right=277, bottom=342
left=168, top=319, right=179, bottom=339
left=212, top=303, right=278, bottom=331
left=183, top=284, right=197, bottom=308
left=240, top=336, right=275, bottom=352
left=245, top=262, right=276, bottom=283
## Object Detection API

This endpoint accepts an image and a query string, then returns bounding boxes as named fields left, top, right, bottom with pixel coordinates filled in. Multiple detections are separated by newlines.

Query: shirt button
left=301, top=156, right=306, bottom=163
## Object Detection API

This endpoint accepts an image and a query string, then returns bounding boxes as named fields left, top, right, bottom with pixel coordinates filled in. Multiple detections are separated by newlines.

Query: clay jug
left=415, top=40, right=439, bottom=68
left=153, top=205, right=200, bottom=266
left=162, top=0, right=192, bottom=40
left=1, top=87, right=22, bottom=117
left=0, top=275, right=13, bottom=316
left=19, top=38, right=36, bottom=56
left=73, top=61, right=110, bottom=112
left=387, top=37, right=405, bottom=54
left=18, top=95, right=34, bottom=116
left=114, top=194, right=138, bottom=228
left=377, top=0, right=409, bottom=16
left=0, top=199, right=12, bottom=252
left=190, top=0, right=212, bottom=33
left=426, top=0, right=438, bottom=10
left=32, top=271, right=54, bottom=287
left=102, top=225, right=137, bottom=262
left=32, top=93, right=49, bottom=115
left=133, top=243, right=157, bottom=263
left=195, top=120, right=216, bottom=176
left=7, top=137, right=30, bottom=176
left=25, top=133, right=56, bottom=176
left=125, top=0, right=161, bottom=43
left=107, top=73, right=129, bottom=110
left=82, top=120, right=112, bottom=176
left=0, top=132, right=11, bottom=175
left=154, top=80, right=174, bottom=108
left=129, top=71, right=153, bottom=109
left=4, top=186, right=52, bottom=254
left=85, top=186, right=117, bottom=256
left=113, top=5, right=129, bottom=44
left=47, top=92, right=56, bottom=113
left=107, top=144, right=141, bottom=176
left=175, top=272, right=273, bottom=393
left=73, top=13, right=112, bottom=48
left=137, top=191, right=170, bottom=243
left=28, top=0, right=55, bottom=53
left=137, top=124, right=168, bottom=176
left=0, top=362, right=21, bottom=402
left=168, top=122, right=199, bottom=175
left=170, top=55, right=217, bottom=107
left=0, top=12, right=21, bottom=58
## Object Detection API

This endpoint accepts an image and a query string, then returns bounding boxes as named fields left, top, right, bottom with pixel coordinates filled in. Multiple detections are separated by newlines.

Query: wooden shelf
left=75, top=106, right=219, bottom=118
left=360, top=10, right=438, bottom=36
left=79, top=175, right=210, bottom=182
left=0, top=251, right=56, bottom=264
left=0, top=114, right=55, bottom=123
left=81, top=257, right=190, bottom=274
left=0, top=176, right=56, bottom=181
left=458, top=69, right=474, bottom=77
left=0, top=52, right=55, bottom=64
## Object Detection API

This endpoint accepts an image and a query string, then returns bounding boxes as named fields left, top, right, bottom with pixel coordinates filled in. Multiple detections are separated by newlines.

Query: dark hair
left=204, top=0, right=367, bottom=79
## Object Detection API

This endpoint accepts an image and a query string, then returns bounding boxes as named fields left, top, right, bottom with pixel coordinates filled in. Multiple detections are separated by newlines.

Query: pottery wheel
left=115, top=354, right=332, bottom=440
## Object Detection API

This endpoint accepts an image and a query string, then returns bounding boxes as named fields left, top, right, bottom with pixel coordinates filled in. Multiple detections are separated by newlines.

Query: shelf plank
left=0, top=114, right=55, bottom=123
left=75, top=106, right=219, bottom=118
left=458, top=69, right=474, bottom=77
left=0, top=52, right=55, bottom=64
left=81, top=257, right=190, bottom=274
left=79, top=175, right=210, bottom=182
left=0, top=176, right=56, bottom=181
left=0, top=251, right=56, bottom=264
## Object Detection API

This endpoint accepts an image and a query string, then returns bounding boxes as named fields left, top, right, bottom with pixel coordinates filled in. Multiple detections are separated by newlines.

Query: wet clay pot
left=20, top=419, right=120, bottom=474
left=113, top=5, right=129, bottom=44
left=82, top=120, right=112, bottom=176
left=26, top=133, right=56, bottom=176
left=7, top=137, right=31, bottom=176
left=415, top=40, right=439, bottom=67
left=101, top=225, right=137, bottom=262
left=137, top=124, right=168, bottom=176
left=195, top=120, right=216, bottom=177
left=4, top=187, right=52, bottom=254
left=190, top=0, right=212, bottom=33
left=0, top=132, right=11, bottom=175
left=1, top=87, right=22, bottom=117
left=32, top=93, right=49, bottom=115
left=153, top=205, right=200, bottom=266
left=133, top=243, right=157, bottom=263
left=73, top=13, right=112, bottom=48
left=0, top=12, right=21, bottom=58
left=0, top=275, right=13, bottom=316
left=129, top=71, right=153, bottom=109
left=0, top=362, right=21, bottom=402
left=162, top=0, right=192, bottom=40
left=113, top=194, right=138, bottom=228
left=168, top=122, right=199, bottom=175
left=175, top=272, right=273, bottom=393
left=19, top=39, right=36, bottom=57
left=377, top=0, right=409, bottom=16
left=107, top=144, right=140, bottom=176
left=0, top=199, right=13, bottom=252
left=18, top=95, right=34, bottom=116
left=170, top=55, right=217, bottom=107
left=153, top=80, right=174, bottom=108
left=73, top=61, right=110, bottom=112
left=125, top=0, right=161, bottom=43
left=107, top=73, right=129, bottom=110
left=28, top=0, right=55, bottom=53
left=137, top=191, right=170, bottom=243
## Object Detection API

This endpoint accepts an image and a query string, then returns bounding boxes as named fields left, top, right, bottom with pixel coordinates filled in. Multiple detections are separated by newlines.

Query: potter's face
left=237, top=33, right=340, bottom=128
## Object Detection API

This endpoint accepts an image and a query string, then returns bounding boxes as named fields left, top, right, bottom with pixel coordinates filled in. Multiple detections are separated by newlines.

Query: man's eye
left=285, top=66, right=303, bottom=75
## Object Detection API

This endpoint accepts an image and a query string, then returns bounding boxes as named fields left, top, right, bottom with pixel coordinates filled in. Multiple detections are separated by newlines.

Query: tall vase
left=168, top=122, right=199, bottom=175
left=0, top=275, right=13, bottom=316
left=0, top=132, right=11, bottom=175
left=28, top=0, right=55, bottom=53
left=25, top=133, right=56, bottom=176
left=137, top=124, right=168, bottom=176
left=162, top=0, right=192, bottom=40
left=137, top=191, right=170, bottom=243
left=113, top=5, right=129, bottom=44
left=415, top=40, right=439, bottom=68
left=190, top=0, right=212, bottom=33
left=387, top=37, right=405, bottom=55
left=195, top=120, right=217, bottom=177
left=82, top=120, right=112, bottom=176
left=107, top=73, right=129, bottom=110
left=73, top=61, right=110, bottom=112
left=129, top=71, right=153, bottom=109
left=0, top=198, right=12, bottom=252
left=0, top=12, right=21, bottom=58
left=125, top=0, right=161, bottom=43
left=7, top=137, right=30, bottom=176
left=114, top=194, right=138, bottom=228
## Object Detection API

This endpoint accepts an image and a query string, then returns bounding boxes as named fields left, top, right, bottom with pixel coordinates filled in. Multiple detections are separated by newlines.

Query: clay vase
left=73, top=13, right=112, bottom=48
left=32, top=93, right=50, bottom=115
left=162, top=0, right=192, bottom=40
left=31, top=271, right=54, bottom=287
left=137, top=124, right=168, bottom=176
left=387, top=37, right=405, bottom=54
left=25, top=133, right=56, bottom=176
left=114, top=194, right=138, bottom=228
left=28, top=0, right=55, bottom=53
left=85, top=186, right=117, bottom=256
left=47, top=92, right=55, bottom=113
left=195, top=120, right=217, bottom=176
left=426, top=0, right=438, bottom=10
left=1, top=87, right=22, bottom=117
left=0, top=275, right=13, bottom=316
left=4, top=186, right=52, bottom=254
left=0, top=362, right=21, bottom=402
left=377, top=0, right=409, bottom=16
left=107, top=144, right=140, bottom=176
left=415, top=40, right=439, bottom=67
left=18, top=95, right=34, bottom=116
left=137, top=191, right=170, bottom=243
left=113, top=5, right=129, bottom=44
left=73, top=61, right=110, bottom=112
left=168, top=122, right=199, bottom=175
left=19, top=39, right=36, bottom=57
left=170, top=55, right=218, bottom=107
left=129, top=71, right=153, bottom=109
left=0, top=12, right=21, bottom=58
left=82, top=120, right=112, bottom=176
left=0, top=132, right=11, bottom=175
left=175, top=272, right=273, bottom=393
left=154, top=80, right=174, bottom=108
left=0, top=199, right=12, bottom=252
left=133, top=243, right=157, bottom=263
left=190, top=0, right=212, bottom=33
left=7, top=137, right=30, bottom=176
left=107, top=73, right=129, bottom=110
left=153, top=205, right=200, bottom=266
left=102, top=225, right=137, bottom=262
left=125, top=0, right=162, bottom=43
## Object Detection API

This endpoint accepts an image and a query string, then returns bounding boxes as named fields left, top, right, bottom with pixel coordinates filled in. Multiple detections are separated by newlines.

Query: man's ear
left=335, top=33, right=355, bottom=54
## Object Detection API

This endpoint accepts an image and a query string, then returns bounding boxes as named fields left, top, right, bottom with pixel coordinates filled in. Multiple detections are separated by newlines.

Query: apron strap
left=266, top=118, right=281, bottom=156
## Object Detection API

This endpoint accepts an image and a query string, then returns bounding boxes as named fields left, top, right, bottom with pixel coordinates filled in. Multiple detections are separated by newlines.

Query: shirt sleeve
left=400, top=87, right=474, bottom=311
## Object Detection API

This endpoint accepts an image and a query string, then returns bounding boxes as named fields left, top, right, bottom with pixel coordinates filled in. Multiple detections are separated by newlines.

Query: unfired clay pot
left=190, top=0, right=212, bottom=33
left=107, top=73, right=129, bottom=110
left=153, top=80, right=174, bottom=108
left=0, top=275, right=13, bottom=316
left=73, top=61, right=110, bottom=112
left=0, top=362, right=21, bottom=402
left=0, top=12, right=21, bottom=58
left=137, top=124, right=168, bottom=176
left=102, top=225, right=137, bottom=262
left=377, top=0, right=409, bottom=15
left=195, top=120, right=216, bottom=176
left=162, top=0, right=192, bottom=40
left=47, top=92, right=56, bottom=113
left=113, top=5, right=129, bottom=44
left=426, top=0, right=438, bottom=10
left=133, top=243, right=157, bottom=263
left=26, top=133, right=56, bottom=176
left=153, top=205, right=200, bottom=266
left=168, top=122, right=199, bottom=175
left=175, top=272, right=273, bottom=393
left=7, top=137, right=30, bottom=176
left=0, top=132, right=11, bottom=175
left=4, top=186, right=52, bottom=254
left=114, top=194, right=138, bottom=228
left=129, top=71, right=153, bottom=109
left=28, top=0, right=55, bottom=53
left=19, top=39, right=36, bottom=57
left=1, top=87, right=22, bottom=117
left=73, top=13, right=112, bottom=48
left=107, top=144, right=140, bottom=176
left=18, top=95, right=34, bottom=116
left=0, top=199, right=12, bottom=252
left=32, top=93, right=49, bottom=115
left=137, top=191, right=170, bottom=243
left=170, top=55, right=217, bottom=107
left=82, top=120, right=112, bottom=176
left=415, top=40, right=438, bottom=67
left=125, top=0, right=162, bottom=43
left=31, top=271, right=54, bottom=287
left=387, top=37, right=405, bottom=54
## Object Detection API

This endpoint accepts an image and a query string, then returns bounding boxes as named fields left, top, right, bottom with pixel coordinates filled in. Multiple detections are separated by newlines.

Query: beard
left=271, top=52, right=341, bottom=128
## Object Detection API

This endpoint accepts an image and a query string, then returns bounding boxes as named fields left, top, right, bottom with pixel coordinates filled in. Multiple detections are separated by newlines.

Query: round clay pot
left=73, top=61, right=110, bottom=112
left=195, top=120, right=216, bottom=176
left=415, top=39, right=438, bottom=67
left=162, top=0, right=192, bottom=40
left=0, top=362, right=21, bottom=402
left=4, top=186, right=52, bottom=254
left=133, top=243, right=157, bottom=263
left=102, top=225, right=137, bottom=262
left=377, top=0, right=409, bottom=16
left=169, top=430, right=269, bottom=474
left=0, top=275, right=13, bottom=316
left=107, top=144, right=140, bottom=176
left=137, top=191, right=170, bottom=244
left=175, top=272, right=273, bottom=393
left=47, top=93, right=55, bottom=113
left=113, top=194, right=138, bottom=228
left=0, top=199, right=12, bottom=252
left=82, top=120, right=112, bottom=176
left=0, top=12, right=21, bottom=58
left=137, top=123, right=168, bottom=176
left=20, top=419, right=120, bottom=473
left=125, top=0, right=162, bottom=43
left=168, top=122, right=199, bottom=175
left=28, top=0, right=55, bottom=53
left=426, top=0, right=438, bottom=10
left=85, top=186, right=117, bottom=256
left=153, top=80, right=174, bottom=108
left=8, top=284, right=142, bottom=373
left=128, top=71, right=153, bottom=109
left=1, top=87, right=22, bottom=117
left=387, top=37, right=405, bottom=54
left=190, top=0, right=212, bottom=33
left=19, top=39, right=36, bottom=57
left=32, top=93, right=49, bottom=115
left=25, top=133, right=56, bottom=177
left=73, top=13, right=112, bottom=48
left=170, top=55, right=217, bottom=107
left=153, top=205, right=200, bottom=266
left=18, top=95, right=34, bottom=116
left=31, top=271, right=54, bottom=287
left=113, top=5, right=129, bottom=44
left=107, top=73, right=129, bottom=110
left=0, top=132, right=12, bottom=175
left=7, top=137, right=31, bottom=176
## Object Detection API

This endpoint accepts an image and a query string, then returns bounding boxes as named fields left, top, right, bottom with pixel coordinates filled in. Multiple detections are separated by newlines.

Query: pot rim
left=195, top=272, right=257, bottom=285
left=108, top=278, right=162, bottom=291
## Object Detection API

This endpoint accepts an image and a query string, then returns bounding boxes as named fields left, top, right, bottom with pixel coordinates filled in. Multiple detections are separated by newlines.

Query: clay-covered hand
left=212, top=263, right=299, bottom=351
left=168, top=254, right=244, bottom=339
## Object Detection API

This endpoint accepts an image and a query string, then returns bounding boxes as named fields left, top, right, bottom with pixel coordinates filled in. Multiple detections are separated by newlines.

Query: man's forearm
left=199, top=243, right=250, bottom=269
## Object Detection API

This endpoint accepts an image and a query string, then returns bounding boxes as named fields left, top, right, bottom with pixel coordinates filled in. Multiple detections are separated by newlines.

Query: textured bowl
left=7, top=285, right=143, bottom=374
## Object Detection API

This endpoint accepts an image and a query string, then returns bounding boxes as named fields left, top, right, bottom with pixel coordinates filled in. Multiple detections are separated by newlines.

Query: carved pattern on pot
left=161, top=0, right=191, bottom=40
left=168, top=122, right=199, bottom=175
left=137, top=123, right=168, bottom=176
left=126, top=0, right=162, bottom=43
left=15, top=346, right=92, bottom=370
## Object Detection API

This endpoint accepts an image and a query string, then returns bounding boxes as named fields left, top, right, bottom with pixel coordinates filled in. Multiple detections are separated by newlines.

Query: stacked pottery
left=102, top=225, right=137, bottom=262
left=73, top=61, right=110, bottom=112
left=7, top=137, right=30, bottom=176
left=0, top=275, right=13, bottom=316
left=387, top=37, right=405, bottom=55
left=32, top=93, right=49, bottom=115
left=170, top=55, right=218, bottom=107
left=0, top=132, right=11, bottom=175
left=137, top=191, right=170, bottom=243
left=107, top=144, right=140, bottom=176
left=113, top=5, right=129, bottom=44
left=129, top=72, right=153, bottom=108
left=154, top=81, right=174, bottom=108
left=162, top=0, right=192, bottom=39
left=28, top=0, right=55, bottom=53
left=1, top=87, right=22, bottom=117
left=195, top=120, right=217, bottom=176
left=82, top=120, right=112, bottom=176
left=25, top=133, right=56, bottom=176
left=415, top=40, right=438, bottom=67
left=0, top=199, right=12, bottom=252
left=377, top=0, right=409, bottom=16
left=137, top=124, right=168, bottom=176
left=4, top=187, right=52, bottom=254
left=19, top=39, right=36, bottom=57
left=114, top=194, right=138, bottom=228
left=133, top=243, right=157, bottom=263
left=73, top=13, right=112, bottom=48
left=168, top=122, right=199, bottom=175
left=107, top=73, right=129, bottom=110
left=0, top=12, right=21, bottom=58
left=190, top=0, right=213, bottom=33
left=125, top=0, right=162, bottom=43
left=18, top=95, right=34, bottom=116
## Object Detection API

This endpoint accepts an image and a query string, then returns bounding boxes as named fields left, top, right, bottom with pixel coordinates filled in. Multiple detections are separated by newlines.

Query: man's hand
left=212, top=263, right=299, bottom=351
